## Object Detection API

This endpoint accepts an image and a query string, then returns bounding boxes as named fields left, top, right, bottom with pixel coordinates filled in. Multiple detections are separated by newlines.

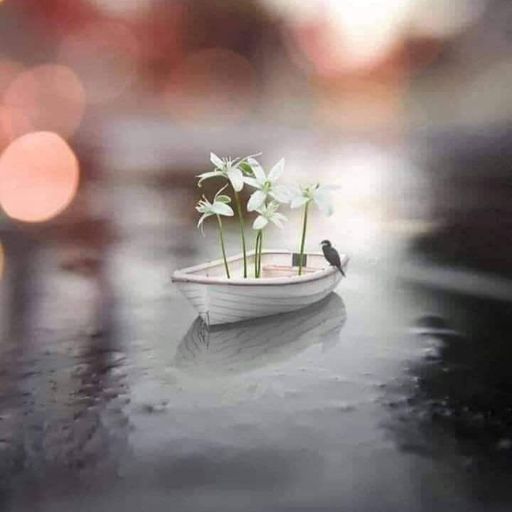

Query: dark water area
left=1, top=190, right=512, bottom=512
left=387, top=291, right=512, bottom=507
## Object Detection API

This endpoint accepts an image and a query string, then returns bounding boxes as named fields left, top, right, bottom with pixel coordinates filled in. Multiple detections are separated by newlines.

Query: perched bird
left=320, top=240, right=345, bottom=276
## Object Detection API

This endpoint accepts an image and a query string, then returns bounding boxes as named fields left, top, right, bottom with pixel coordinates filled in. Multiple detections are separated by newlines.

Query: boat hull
left=172, top=250, right=348, bottom=325
left=175, top=271, right=341, bottom=325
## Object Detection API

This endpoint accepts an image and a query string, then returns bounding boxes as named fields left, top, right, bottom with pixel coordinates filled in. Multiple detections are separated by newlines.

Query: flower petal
left=247, top=157, right=266, bottom=183
left=210, top=202, right=234, bottom=216
left=290, top=195, right=309, bottom=209
left=270, top=184, right=291, bottom=203
left=243, top=177, right=261, bottom=189
left=227, top=168, right=244, bottom=192
left=197, top=213, right=212, bottom=236
left=197, top=171, right=219, bottom=185
left=268, top=158, right=285, bottom=182
left=197, top=212, right=210, bottom=229
left=270, top=212, right=287, bottom=228
left=314, top=192, right=334, bottom=216
left=288, top=183, right=301, bottom=194
left=287, top=183, right=303, bottom=200
left=318, top=184, right=341, bottom=192
left=247, top=190, right=267, bottom=212
left=210, top=152, right=224, bottom=169
left=252, top=215, right=269, bottom=230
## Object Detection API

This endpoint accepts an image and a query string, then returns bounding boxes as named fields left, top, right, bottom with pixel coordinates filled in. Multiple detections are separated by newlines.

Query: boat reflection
left=175, top=293, right=346, bottom=375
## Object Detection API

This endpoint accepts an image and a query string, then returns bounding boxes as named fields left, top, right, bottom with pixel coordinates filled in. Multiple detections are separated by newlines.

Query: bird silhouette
left=320, top=240, right=345, bottom=276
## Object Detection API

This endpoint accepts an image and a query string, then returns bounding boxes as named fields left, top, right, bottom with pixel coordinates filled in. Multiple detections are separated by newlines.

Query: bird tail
left=338, top=265, right=346, bottom=277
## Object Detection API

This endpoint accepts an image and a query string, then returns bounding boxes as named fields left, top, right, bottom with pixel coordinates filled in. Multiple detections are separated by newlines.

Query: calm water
left=1, top=180, right=512, bottom=512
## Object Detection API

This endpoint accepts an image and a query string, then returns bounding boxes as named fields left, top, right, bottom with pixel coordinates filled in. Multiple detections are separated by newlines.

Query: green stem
left=217, top=215, right=230, bottom=278
left=258, top=229, right=263, bottom=277
left=298, top=202, right=309, bottom=276
left=233, top=190, right=247, bottom=278
left=254, top=231, right=261, bottom=278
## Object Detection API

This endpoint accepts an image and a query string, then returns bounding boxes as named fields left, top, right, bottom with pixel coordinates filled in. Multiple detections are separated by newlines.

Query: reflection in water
left=0, top=228, right=130, bottom=508
left=0, top=231, right=36, bottom=508
left=175, top=293, right=346, bottom=375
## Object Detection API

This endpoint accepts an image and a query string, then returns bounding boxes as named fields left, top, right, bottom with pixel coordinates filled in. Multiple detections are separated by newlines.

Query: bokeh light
left=0, top=60, right=28, bottom=147
left=0, top=131, right=79, bottom=222
left=3, top=64, right=85, bottom=138
left=267, top=0, right=486, bottom=76
left=269, top=0, right=412, bottom=74
left=0, top=104, right=31, bottom=148
left=164, top=48, right=255, bottom=122
left=58, top=21, right=140, bottom=104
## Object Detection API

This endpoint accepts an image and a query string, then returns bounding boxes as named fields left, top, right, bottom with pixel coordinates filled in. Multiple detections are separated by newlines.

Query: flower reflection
left=175, top=293, right=346, bottom=375
left=0, top=131, right=79, bottom=222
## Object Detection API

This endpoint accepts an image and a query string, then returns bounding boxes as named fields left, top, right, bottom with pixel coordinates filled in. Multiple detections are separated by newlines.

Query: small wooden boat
left=171, top=249, right=348, bottom=325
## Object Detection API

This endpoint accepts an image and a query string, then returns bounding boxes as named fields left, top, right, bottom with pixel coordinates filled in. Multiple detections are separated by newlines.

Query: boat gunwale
left=171, top=249, right=348, bottom=286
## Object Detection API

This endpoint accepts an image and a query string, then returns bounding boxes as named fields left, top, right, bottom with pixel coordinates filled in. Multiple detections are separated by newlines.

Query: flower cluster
left=195, top=152, right=335, bottom=278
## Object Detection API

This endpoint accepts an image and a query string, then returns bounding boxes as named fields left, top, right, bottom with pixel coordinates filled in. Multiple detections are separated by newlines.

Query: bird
left=320, top=240, right=345, bottom=276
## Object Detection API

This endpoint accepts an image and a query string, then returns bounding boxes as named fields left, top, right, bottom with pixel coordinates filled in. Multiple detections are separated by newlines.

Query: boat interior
left=184, top=252, right=329, bottom=278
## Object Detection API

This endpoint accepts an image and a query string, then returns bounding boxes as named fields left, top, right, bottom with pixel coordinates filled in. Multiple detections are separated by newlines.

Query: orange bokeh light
left=0, top=131, right=79, bottom=222
left=3, top=64, right=85, bottom=138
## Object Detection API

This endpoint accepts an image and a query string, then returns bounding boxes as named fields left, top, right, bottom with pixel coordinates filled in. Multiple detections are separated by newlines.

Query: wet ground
left=1, top=179, right=512, bottom=512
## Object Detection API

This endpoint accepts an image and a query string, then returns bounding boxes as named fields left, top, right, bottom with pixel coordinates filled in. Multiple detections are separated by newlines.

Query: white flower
left=197, top=152, right=247, bottom=192
left=196, top=187, right=234, bottom=234
left=289, top=183, right=335, bottom=216
left=244, top=157, right=290, bottom=211
left=252, top=201, right=287, bottom=230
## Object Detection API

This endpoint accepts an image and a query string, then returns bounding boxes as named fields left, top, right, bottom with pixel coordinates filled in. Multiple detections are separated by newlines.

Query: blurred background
left=0, top=0, right=511, bottom=275
left=1, top=1, right=512, bottom=511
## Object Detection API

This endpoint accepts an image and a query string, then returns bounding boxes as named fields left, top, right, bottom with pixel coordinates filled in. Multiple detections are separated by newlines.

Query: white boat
left=175, top=293, right=346, bottom=374
left=171, top=249, right=348, bottom=325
